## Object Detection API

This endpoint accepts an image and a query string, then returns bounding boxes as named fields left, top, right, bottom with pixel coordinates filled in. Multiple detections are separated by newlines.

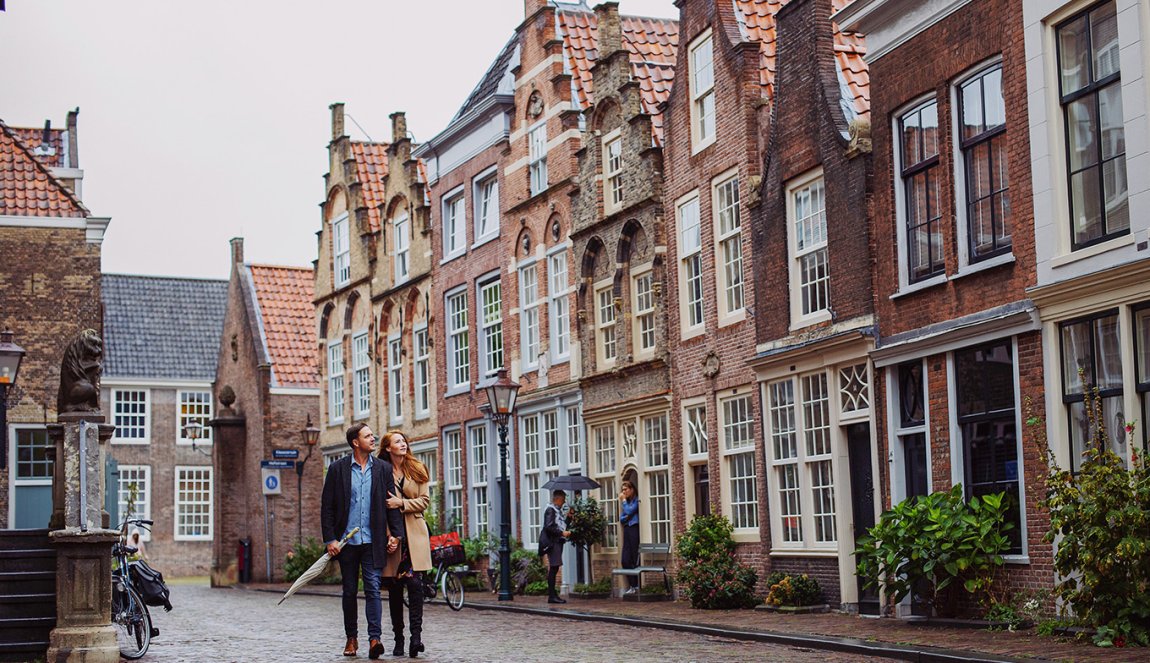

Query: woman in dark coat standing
left=539, top=490, right=571, bottom=604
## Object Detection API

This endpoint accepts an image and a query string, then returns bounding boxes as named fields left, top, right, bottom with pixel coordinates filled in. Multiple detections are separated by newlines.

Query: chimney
left=525, top=0, right=548, bottom=19
left=330, top=103, right=345, bottom=141
left=66, top=108, right=79, bottom=168
left=230, top=237, right=244, bottom=266
left=595, top=2, right=622, bottom=56
left=390, top=112, right=407, bottom=143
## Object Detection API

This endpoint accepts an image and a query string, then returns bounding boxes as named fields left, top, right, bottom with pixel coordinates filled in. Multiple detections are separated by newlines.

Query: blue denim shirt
left=620, top=496, right=639, bottom=527
left=344, top=455, right=374, bottom=545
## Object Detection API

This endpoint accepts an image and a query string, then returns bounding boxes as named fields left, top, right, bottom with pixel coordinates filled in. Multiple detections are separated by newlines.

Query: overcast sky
left=1, top=0, right=677, bottom=280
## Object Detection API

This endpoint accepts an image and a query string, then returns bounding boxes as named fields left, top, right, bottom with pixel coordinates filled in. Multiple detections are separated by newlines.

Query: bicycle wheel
left=112, top=584, right=152, bottom=659
left=442, top=570, right=464, bottom=611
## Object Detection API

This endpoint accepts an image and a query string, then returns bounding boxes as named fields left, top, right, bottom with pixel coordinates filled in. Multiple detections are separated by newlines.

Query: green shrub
left=854, top=483, right=1012, bottom=617
left=524, top=580, right=549, bottom=596
left=765, top=573, right=822, bottom=607
left=567, top=496, right=606, bottom=549
left=1036, top=387, right=1150, bottom=648
left=511, top=543, right=546, bottom=592
left=462, top=532, right=497, bottom=566
left=574, top=578, right=611, bottom=594
left=284, top=537, right=341, bottom=584
left=675, top=515, right=759, bottom=610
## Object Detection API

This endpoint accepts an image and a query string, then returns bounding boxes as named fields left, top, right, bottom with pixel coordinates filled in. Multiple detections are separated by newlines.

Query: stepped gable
left=734, top=0, right=869, bottom=116
left=349, top=141, right=389, bottom=233
left=247, top=264, right=318, bottom=389
left=0, top=121, right=86, bottom=217
left=557, top=8, right=679, bottom=145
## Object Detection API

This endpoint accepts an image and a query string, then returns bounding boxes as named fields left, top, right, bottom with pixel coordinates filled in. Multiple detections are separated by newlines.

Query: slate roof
left=349, top=141, right=389, bottom=233
left=557, top=9, right=680, bottom=145
left=102, top=274, right=228, bottom=381
left=246, top=264, right=317, bottom=389
left=452, top=34, right=519, bottom=122
left=0, top=120, right=87, bottom=217
left=734, top=0, right=869, bottom=116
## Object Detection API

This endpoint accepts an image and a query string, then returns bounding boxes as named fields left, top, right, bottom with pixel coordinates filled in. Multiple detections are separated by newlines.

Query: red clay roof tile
left=557, top=10, right=680, bottom=146
left=10, top=127, right=66, bottom=168
left=349, top=141, right=389, bottom=233
left=248, top=264, right=318, bottom=389
left=0, top=121, right=86, bottom=218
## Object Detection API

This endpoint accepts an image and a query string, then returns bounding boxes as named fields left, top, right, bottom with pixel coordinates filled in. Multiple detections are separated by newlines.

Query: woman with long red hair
left=380, top=430, right=431, bottom=658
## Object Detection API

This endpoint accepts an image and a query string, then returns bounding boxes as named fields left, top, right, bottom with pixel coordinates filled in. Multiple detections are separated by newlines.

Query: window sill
left=718, top=309, right=747, bottom=328
left=789, top=310, right=832, bottom=333
left=732, top=530, right=760, bottom=544
left=415, top=412, right=430, bottom=422
left=768, top=548, right=839, bottom=558
left=1050, top=233, right=1136, bottom=269
left=1003, top=554, right=1031, bottom=566
left=440, top=252, right=466, bottom=266
left=389, top=417, right=405, bottom=428
left=691, top=136, right=716, bottom=156
left=950, top=252, right=1014, bottom=280
left=550, top=354, right=570, bottom=366
left=889, top=274, right=947, bottom=300
left=176, top=441, right=212, bottom=447
left=111, top=439, right=151, bottom=446
left=444, top=386, right=471, bottom=399
left=471, top=234, right=499, bottom=250
left=681, top=325, right=706, bottom=342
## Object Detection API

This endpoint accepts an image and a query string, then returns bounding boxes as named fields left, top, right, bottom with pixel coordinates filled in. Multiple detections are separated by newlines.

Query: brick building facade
left=212, top=239, right=319, bottom=584
left=1, top=112, right=109, bottom=531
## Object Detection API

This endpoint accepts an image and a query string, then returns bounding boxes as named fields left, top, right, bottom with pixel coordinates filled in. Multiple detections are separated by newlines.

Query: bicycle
left=402, top=558, right=465, bottom=611
left=111, top=517, right=157, bottom=659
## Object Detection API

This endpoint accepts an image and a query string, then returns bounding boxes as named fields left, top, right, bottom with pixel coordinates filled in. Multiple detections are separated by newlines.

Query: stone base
left=46, top=624, right=120, bottom=663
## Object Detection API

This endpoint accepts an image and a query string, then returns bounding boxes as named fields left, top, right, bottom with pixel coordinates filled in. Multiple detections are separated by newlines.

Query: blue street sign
left=272, top=449, right=300, bottom=459
left=265, top=474, right=279, bottom=490
left=261, top=460, right=295, bottom=469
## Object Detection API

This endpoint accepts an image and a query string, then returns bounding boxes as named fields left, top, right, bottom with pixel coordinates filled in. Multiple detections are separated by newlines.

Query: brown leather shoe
left=343, top=637, right=358, bottom=656
left=368, top=638, right=384, bottom=659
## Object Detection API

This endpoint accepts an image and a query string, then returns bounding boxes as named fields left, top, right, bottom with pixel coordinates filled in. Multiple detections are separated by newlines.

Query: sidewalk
left=240, top=582, right=1130, bottom=663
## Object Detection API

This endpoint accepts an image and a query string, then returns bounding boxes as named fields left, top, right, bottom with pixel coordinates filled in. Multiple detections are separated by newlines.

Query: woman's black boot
left=407, top=575, right=424, bottom=658
left=387, top=585, right=404, bottom=656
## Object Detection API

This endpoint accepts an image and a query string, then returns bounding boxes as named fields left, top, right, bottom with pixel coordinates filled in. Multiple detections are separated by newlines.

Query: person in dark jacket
left=619, top=480, right=640, bottom=595
left=539, top=490, right=571, bottom=604
left=321, top=424, right=405, bottom=659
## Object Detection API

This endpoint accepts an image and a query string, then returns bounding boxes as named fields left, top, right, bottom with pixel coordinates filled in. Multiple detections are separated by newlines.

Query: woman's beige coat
left=384, top=470, right=432, bottom=573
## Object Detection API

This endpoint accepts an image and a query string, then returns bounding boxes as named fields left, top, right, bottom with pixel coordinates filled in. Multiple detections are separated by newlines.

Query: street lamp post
left=296, top=414, right=320, bottom=546
left=0, top=330, right=26, bottom=471
left=483, top=368, right=520, bottom=602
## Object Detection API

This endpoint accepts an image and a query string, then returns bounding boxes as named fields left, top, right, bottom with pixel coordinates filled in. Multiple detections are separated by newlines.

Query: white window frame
left=632, top=265, right=656, bottom=359
left=394, top=210, right=411, bottom=283
left=117, top=464, right=152, bottom=541
left=473, top=168, right=500, bottom=246
left=112, top=389, right=150, bottom=444
left=548, top=247, right=571, bottom=364
left=333, top=212, right=351, bottom=287
left=591, top=423, right=618, bottom=550
left=603, top=129, right=624, bottom=214
left=681, top=397, right=709, bottom=519
left=528, top=121, right=548, bottom=196
left=443, top=428, right=464, bottom=533
left=643, top=413, right=671, bottom=545
left=689, top=29, right=716, bottom=151
left=718, top=390, right=758, bottom=539
left=565, top=405, right=583, bottom=470
left=519, top=261, right=542, bottom=370
left=787, top=169, right=832, bottom=328
left=352, top=331, right=370, bottom=420
left=713, top=171, right=745, bottom=325
left=442, top=188, right=466, bottom=262
left=327, top=340, right=345, bottom=424
left=174, top=466, right=213, bottom=541
left=176, top=390, right=212, bottom=446
left=388, top=334, right=404, bottom=425
left=677, top=192, right=705, bottom=338
left=467, top=423, right=490, bottom=536
left=445, top=286, right=470, bottom=394
left=594, top=280, right=617, bottom=369
left=413, top=323, right=431, bottom=420
left=478, top=274, right=504, bottom=379
left=411, top=438, right=438, bottom=489
left=520, top=413, right=544, bottom=546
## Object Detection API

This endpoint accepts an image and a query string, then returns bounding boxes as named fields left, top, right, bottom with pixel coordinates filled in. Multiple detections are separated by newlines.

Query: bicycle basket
left=429, top=532, right=465, bottom=566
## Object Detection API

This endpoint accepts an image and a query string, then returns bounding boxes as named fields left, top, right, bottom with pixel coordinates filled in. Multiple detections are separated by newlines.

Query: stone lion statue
left=57, top=329, right=103, bottom=414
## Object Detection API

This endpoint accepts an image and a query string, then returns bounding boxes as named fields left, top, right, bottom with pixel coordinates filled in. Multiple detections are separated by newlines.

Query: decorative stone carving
left=57, top=329, right=103, bottom=414
left=219, top=385, right=237, bottom=409
left=847, top=118, right=872, bottom=157
left=527, top=92, right=544, bottom=119
left=702, top=351, right=721, bottom=379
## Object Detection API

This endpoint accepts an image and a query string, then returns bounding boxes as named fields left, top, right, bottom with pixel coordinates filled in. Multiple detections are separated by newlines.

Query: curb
left=241, top=585, right=1036, bottom=663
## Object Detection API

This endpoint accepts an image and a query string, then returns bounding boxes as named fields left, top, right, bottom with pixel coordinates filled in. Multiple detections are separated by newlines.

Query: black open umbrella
left=541, top=474, right=601, bottom=492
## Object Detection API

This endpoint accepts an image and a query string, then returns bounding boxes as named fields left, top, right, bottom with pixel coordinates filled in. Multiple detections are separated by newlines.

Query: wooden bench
left=610, top=543, right=671, bottom=601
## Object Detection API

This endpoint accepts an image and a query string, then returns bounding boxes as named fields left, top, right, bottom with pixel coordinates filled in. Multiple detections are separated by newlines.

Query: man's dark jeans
left=337, top=543, right=382, bottom=639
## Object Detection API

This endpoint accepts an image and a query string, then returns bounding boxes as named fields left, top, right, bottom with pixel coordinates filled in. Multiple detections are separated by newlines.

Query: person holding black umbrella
left=539, top=489, right=572, bottom=604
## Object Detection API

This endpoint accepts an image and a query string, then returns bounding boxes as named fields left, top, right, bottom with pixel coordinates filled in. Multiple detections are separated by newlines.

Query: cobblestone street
left=145, top=584, right=889, bottom=662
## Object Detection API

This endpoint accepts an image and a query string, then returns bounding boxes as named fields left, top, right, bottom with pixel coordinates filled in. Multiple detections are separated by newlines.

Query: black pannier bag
left=129, top=560, right=174, bottom=612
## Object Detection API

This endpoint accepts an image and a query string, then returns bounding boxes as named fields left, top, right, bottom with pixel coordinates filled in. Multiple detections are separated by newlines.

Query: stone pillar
left=47, top=413, right=119, bottom=663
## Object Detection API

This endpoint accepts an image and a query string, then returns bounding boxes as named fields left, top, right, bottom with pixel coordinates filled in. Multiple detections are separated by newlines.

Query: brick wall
left=0, top=225, right=102, bottom=528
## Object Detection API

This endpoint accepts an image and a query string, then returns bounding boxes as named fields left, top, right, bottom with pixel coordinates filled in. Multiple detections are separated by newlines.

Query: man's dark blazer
left=321, top=454, right=405, bottom=566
